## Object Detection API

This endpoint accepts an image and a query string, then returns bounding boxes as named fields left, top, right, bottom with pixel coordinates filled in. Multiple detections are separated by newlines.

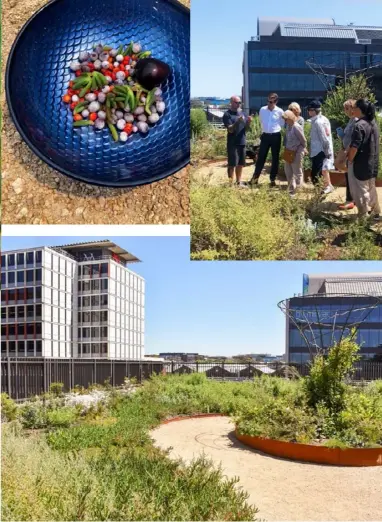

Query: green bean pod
left=73, top=120, right=94, bottom=127
left=108, top=122, right=119, bottom=142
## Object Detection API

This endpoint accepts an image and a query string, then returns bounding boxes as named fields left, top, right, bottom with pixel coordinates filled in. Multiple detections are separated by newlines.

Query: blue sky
left=2, top=235, right=381, bottom=356
left=191, top=0, right=382, bottom=97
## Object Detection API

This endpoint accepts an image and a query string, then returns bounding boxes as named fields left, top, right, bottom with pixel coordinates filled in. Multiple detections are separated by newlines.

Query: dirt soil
left=152, top=416, right=382, bottom=522
left=1, top=0, right=190, bottom=224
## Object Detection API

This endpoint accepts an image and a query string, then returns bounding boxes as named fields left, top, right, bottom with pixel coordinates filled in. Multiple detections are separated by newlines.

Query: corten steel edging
left=235, top=431, right=382, bottom=467
left=5, top=0, right=190, bottom=188
left=161, top=413, right=227, bottom=425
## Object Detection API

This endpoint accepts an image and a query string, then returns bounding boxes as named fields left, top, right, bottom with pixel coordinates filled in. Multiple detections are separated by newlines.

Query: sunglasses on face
left=268, top=100, right=276, bottom=104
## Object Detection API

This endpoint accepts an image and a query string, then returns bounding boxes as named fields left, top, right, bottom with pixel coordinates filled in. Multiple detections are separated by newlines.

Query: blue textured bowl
left=6, top=0, right=190, bottom=187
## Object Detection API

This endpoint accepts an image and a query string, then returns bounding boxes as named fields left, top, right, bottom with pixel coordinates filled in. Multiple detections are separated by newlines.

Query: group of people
left=223, top=93, right=380, bottom=219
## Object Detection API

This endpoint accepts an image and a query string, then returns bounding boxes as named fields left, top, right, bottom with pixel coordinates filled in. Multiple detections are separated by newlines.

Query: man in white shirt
left=249, top=93, right=284, bottom=187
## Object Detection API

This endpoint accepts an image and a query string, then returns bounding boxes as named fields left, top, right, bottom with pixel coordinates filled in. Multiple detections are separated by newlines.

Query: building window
left=26, top=305, right=34, bottom=319
left=17, top=253, right=24, bottom=267
left=16, top=289, right=24, bottom=302
left=93, top=264, right=100, bottom=277
left=1, top=325, right=6, bottom=336
left=101, top=279, right=108, bottom=291
left=9, top=325, right=15, bottom=336
left=1, top=341, right=6, bottom=353
left=27, top=340, right=34, bottom=354
left=92, top=279, right=100, bottom=291
left=8, top=272, right=15, bottom=285
left=83, top=296, right=90, bottom=307
left=35, top=269, right=42, bottom=283
left=36, top=340, right=42, bottom=354
left=91, top=295, right=100, bottom=307
left=1, top=308, right=6, bottom=319
left=1, top=255, right=6, bottom=268
left=26, top=252, right=34, bottom=265
left=26, top=270, right=34, bottom=283
left=82, top=265, right=91, bottom=277
left=8, top=290, right=16, bottom=302
left=1, top=273, right=5, bottom=286
left=8, top=307, right=16, bottom=320
left=35, top=323, right=42, bottom=335
left=8, top=254, right=15, bottom=268
left=9, top=341, right=16, bottom=353
left=101, top=263, right=108, bottom=275
left=36, top=287, right=41, bottom=299
left=27, top=288, right=34, bottom=300
left=1, top=291, right=6, bottom=303
left=26, top=323, right=34, bottom=335
left=17, top=306, right=25, bottom=319
left=17, top=324, right=24, bottom=335
left=101, top=343, right=108, bottom=354
left=100, top=295, right=108, bottom=306
left=35, top=251, right=42, bottom=264
left=36, top=304, right=42, bottom=318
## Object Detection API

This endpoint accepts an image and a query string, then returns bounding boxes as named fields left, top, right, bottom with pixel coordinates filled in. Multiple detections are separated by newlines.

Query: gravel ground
left=1, top=0, right=190, bottom=224
left=152, top=416, right=382, bottom=521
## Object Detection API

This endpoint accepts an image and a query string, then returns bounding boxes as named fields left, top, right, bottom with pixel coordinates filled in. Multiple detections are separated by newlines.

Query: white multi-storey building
left=1, top=240, right=145, bottom=359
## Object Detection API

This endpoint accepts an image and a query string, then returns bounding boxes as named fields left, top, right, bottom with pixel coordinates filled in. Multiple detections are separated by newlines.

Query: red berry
left=75, top=70, right=81, bottom=77
left=113, top=67, right=120, bottom=73
left=111, top=73, right=116, bottom=81
left=119, top=65, right=125, bottom=71
left=89, top=113, right=97, bottom=121
left=123, top=56, right=130, bottom=64
left=70, top=102, right=78, bottom=110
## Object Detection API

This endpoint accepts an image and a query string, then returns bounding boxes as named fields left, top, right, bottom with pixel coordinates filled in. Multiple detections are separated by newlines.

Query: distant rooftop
left=51, top=240, right=140, bottom=263
left=305, top=273, right=382, bottom=297
left=258, top=17, right=335, bottom=36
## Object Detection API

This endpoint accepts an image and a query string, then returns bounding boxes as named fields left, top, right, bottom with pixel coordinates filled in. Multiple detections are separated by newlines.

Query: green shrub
left=191, top=108, right=208, bottom=137
left=305, top=334, right=360, bottom=414
left=19, top=402, right=48, bottom=429
left=49, top=382, right=64, bottom=397
left=341, top=223, right=382, bottom=261
left=46, top=407, right=79, bottom=428
left=1, top=393, right=18, bottom=422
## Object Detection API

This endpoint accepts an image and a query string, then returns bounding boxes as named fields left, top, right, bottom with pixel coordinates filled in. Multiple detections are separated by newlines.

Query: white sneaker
left=322, top=185, right=334, bottom=195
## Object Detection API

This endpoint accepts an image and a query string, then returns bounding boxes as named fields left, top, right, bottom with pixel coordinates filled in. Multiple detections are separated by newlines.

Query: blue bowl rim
left=5, top=0, right=190, bottom=188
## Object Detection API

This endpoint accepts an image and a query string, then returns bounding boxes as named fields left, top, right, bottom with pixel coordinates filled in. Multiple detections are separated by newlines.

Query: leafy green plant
left=341, top=223, right=382, bottom=261
left=46, top=407, right=79, bottom=428
left=305, top=333, right=361, bottom=414
left=322, top=74, right=377, bottom=128
left=1, top=393, right=18, bottom=422
left=191, top=108, right=208, bottom=137
left=49, top=382, right=64, bottom=397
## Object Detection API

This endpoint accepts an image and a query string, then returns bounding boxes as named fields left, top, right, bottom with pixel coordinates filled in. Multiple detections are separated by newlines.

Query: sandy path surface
left=152, top=416, right=382, bottom=521
left=2, top=0, right=189, bottom=224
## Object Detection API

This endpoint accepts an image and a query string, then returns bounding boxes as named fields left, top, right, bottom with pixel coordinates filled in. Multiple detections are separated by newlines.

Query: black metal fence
left=1, top=358, right=164, bottom=400
left=163, top=361, right=382, bottom=382
left=2, top=359, right=382, bottom=400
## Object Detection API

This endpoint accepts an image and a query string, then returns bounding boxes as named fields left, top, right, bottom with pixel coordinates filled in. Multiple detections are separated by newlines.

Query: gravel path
left=1, top=0, right=189, bottom=224
left=152, top=416, right=382, bottom=521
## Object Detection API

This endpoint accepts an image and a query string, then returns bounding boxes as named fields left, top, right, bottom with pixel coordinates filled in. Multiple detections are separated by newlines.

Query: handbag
left=334, top=149, right=347, bottom=172
left=283, top=149, right=296, bottom=164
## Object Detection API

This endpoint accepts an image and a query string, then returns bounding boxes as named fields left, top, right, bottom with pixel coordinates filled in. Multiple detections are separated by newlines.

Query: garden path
left=152, top=416, right=382, bottom=521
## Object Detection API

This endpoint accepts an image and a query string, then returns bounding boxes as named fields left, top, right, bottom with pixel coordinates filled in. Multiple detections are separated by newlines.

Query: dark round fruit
left=135, top=58, right=171, bottom=90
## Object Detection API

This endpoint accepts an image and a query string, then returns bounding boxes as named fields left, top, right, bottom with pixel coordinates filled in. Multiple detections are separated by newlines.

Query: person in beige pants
left=346, top=99, right=380, bottom=220
left=282, top=110, right=307, bottom=197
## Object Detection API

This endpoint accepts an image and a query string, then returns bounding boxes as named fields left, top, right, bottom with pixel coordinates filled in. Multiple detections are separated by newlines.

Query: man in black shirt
left=347, top=99, right=380, bottom=219
left=223, top=96, right=252, bottom=186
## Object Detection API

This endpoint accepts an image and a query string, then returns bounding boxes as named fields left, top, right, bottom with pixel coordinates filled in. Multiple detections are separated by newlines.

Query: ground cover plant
left=2, top=344, right=382, bottom=521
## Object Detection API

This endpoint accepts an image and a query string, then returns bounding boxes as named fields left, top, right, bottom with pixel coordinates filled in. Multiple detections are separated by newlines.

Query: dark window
left=8, top=307, right=15, bottom=319
left=8, top=272, right=15, bottom=285
left=17, top=306, right=25, bottom=319
left=26, top=270, right=34, bottom=283
left=93, top=264, right=100, bottom=277
left=9, top=325, right=15, bottom=336
left=83, top=281, right=91, bottom=292
left=1, top=256, right=6, bottom=268
left=91, top=327, right=98, bottom=338
left=91, top=296, right=100, bottom=307
left=36, top=304, right=42, bottom=317
left=8, top=254, right=15, bottom=267
left=92, top=279, right=100, bottom=291
left=17, top=253, right=24, bottom=266
left=101, top=295, right=108, bottom=306
left=27, top=305, right=34, bottom=318
left=1, top=308, right=6, bottom=319
left=101, top=343, right=108, bottom=354
left=26, top=252, right=34, bottom=265
left=1, top=341, right=6, bottom=353
left=27, top=323, right=34, bottom=335
left=83, top=344, right=90, bottom=354
left=35, top=251, right=42, bottom=264
left=35, top=323, right=42, bottom=335
left=92, top=343, right=100, bottom=355
left=16, top=289, right=24, bottom=301
left=9, top=341, right=16, bottom=352
left=1, top=290, right=6, bottom=302
left=91, top=311, right=100, bottom=323
left=1, top=325, right=6, bottom=336
left=101, top=279, right=108, bottom=290
left=17, top=324, right=24, bottom=335
left=101, top=311, right=108, bottom=322
left=78, top=281, right=82, bottom=291
left=8, top=290, right=16, bottom=301
left=83, top=296, right=90, bottom=307
left=101, top=263, right=108, bottom=275
left=35, top=287, right=41, bottom=299
left=82, top=265, right=91, bottom=277
left=78, top=311, right=82, bottom=321
left=18, top=341, right=25, bottom=354
left=101, top=326, right=108, bottom=338
left=78, top=328, right=82, bottom=338
left=78, top=297, right=82, bottom=307
left=1, top=273, right=5, bottom=285
left=35, top=269, right=42, bottom=282
left=27, top=341, right=34, bottom=353
left=17, top=271, right=24, bottom=284
left=36, top=340, right=42, bottom=354
left=27, top=288, right=34, bottom=300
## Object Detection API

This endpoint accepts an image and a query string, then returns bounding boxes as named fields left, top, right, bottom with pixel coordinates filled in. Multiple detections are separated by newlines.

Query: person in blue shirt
left=223, top=96, right=252, bottom=186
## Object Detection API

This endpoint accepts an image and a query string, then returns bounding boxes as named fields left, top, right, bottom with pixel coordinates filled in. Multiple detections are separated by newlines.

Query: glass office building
left=285, top=273, right=382, bottom=363
left=1, top=240, right=145, bottom=359
left=243, top=18, right=382, bottom=112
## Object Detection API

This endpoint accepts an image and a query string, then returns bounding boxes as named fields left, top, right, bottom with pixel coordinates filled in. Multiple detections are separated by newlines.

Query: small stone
left=62, top=209, right=70, bottom=217
left=11, top=178, right=23, bottom=194
left=98, top=197, right=106, bottom=207
left=75, top=207, right=84, bottom=216
left=18, top=207, right=28, bottom=217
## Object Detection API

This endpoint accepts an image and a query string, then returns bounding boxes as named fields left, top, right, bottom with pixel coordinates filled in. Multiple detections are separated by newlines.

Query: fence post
left=7, top=357, right=11, bottom=398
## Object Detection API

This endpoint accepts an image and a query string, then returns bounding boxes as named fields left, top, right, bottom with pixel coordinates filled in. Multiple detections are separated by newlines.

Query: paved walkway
left=152, top=416, right=382, bottom=521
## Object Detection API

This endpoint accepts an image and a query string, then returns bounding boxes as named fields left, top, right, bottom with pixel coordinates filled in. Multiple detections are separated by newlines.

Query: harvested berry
left=63, top=41, right=170, bottom=143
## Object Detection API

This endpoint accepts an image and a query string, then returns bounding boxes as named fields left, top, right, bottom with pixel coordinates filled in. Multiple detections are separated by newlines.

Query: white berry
left=117, top=119, right=126, bottom=130
left=119, top=132, right=128, bottom=142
